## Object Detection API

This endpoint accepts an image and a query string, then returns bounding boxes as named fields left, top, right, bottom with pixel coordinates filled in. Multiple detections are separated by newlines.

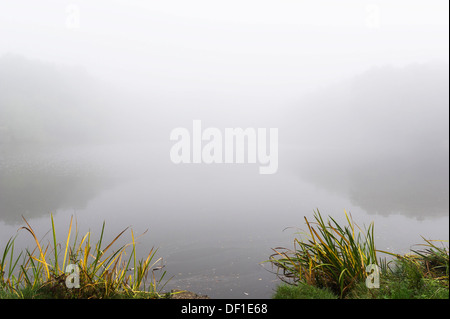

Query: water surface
left=0, top=142, right=448, bottom=298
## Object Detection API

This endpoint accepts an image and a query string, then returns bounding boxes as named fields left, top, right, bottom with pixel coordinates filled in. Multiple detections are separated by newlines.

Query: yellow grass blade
left=344, top=210, right=355, bottom=239
left=20, top=216, right=50, bottom=279
left=304, top=216, right=317, bottom=244
left=101, top=227, right=129, bottom=257
left=30, top=256, right=52, bottom=269
left=62, top=215, right=73, bottom=271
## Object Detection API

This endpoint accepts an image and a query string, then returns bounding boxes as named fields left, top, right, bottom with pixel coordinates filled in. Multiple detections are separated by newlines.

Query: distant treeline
left=0, top=54, right=124, bottom=146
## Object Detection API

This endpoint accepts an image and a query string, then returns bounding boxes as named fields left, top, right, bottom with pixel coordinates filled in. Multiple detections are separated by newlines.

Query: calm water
left=0, top=142, right=448, bottom=298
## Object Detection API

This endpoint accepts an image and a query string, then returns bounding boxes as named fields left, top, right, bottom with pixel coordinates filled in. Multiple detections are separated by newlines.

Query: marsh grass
left=0, top=215, right=170, bottom=299
left=409, top=237, right=449, bottom=282
left=267, top=210, right=378, bottom=297
left=267, top=210, right=449, bottom=299
left=347, top=241, right=449, bottom=299
left=273, top=283, right=337, bottom=299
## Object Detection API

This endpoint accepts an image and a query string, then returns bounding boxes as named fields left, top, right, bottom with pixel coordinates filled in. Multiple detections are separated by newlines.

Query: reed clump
left=0, top=215, right=170, bottom=299
left=268, top=210, right=378, bottom=298
left=267, top=209, right=449, bottom=299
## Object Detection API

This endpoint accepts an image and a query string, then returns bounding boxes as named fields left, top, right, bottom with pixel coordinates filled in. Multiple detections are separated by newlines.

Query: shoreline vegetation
left=0, top=215, right=172, bottom=299
left=267, top=210, right=449, bottom=299
left=0, top=211, right=448, bottom=299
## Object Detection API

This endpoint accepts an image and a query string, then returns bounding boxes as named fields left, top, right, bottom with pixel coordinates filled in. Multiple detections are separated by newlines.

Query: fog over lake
left=0, top=1, right=448, bottom=298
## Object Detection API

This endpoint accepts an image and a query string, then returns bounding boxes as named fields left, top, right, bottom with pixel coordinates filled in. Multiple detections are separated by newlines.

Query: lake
left=0, top=141, right=448, bottom=298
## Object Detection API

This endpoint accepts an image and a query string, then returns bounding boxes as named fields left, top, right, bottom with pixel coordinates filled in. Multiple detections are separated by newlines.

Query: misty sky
left=0, top=1, right=449, bottom=221
left=1, top=1, right=448, bottom=102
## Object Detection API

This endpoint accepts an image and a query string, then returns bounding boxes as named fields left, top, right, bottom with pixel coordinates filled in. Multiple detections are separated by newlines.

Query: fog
left=1, top=0, right=448, bottom=219
left=0, top=0, right=449, bottom=297
left=284, top=62, right=449, bottom=218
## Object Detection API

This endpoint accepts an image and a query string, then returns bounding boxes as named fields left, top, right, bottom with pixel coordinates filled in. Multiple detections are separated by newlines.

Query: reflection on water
left=0, top=164, right=112, bottom=224
left=282, top=63, right=449, bottom=219
left=283, top=144, right=449, bottom=220
left=0, top=145, right=117, bottom=224
left=0, top=142, right=448, bottom=298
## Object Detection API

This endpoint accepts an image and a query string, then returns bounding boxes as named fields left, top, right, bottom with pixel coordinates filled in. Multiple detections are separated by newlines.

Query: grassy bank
left=2, top=211, right=448, bottom=300
left=0, top=215, right=170, bottom=299
left=267, top=210, right=449, bottom=299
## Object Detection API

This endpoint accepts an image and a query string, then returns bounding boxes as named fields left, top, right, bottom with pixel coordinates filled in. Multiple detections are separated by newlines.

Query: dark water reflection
left=0, top=142, right=448, bottom=298
left=0, top=166, right=111, bottom=224
left=281, top=63, right=449, bottom=220
left=0, top=144, right=120, bottom=224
